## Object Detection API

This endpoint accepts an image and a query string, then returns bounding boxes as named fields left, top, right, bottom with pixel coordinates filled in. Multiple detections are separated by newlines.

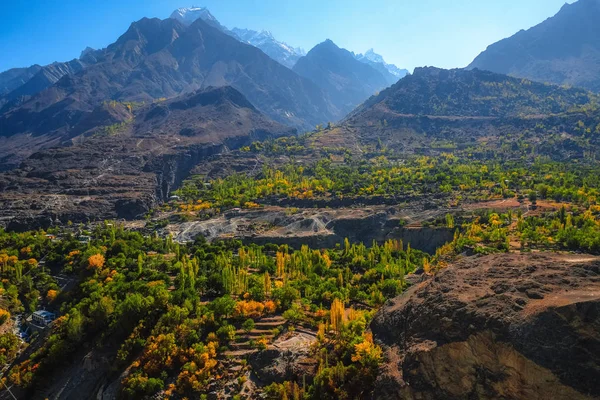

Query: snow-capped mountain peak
left=169, top=6, right=240, bottom=39
left=231, top=27, right=305, bottom=68
left=354, top=49, right=408, bottom=80
left=170, top=7, right=216, bottom=26
left=363, top=49, right=385, bottom=64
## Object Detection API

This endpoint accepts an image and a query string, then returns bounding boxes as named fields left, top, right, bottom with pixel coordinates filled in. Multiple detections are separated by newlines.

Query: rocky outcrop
left=249, top=332, right=318, bottom=385
left=371, top=253, right=600, bottom=400
left=171, top=206, right=454, bottom=253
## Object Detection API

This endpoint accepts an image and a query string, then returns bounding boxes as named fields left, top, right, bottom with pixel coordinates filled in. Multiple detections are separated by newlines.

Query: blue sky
left=0, top=0, right=574, bottom=72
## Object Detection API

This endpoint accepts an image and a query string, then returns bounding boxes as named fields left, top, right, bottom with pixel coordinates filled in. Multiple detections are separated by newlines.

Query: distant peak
left=80, top=46, right=95, bottom=59
left=319, top=39, right=339, bottom=49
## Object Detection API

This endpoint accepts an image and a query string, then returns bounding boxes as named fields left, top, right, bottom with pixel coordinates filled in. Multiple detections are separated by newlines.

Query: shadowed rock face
left=371, top=253, right=600, bottom=399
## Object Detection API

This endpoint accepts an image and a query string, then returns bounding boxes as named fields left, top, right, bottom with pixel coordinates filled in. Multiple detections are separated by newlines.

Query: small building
left=31, top=310, right=56, bottom=327
left=78, top=235, right=91, bottom=244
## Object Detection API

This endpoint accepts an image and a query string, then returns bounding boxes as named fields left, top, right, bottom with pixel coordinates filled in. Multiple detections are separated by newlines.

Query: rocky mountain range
left=468, top=0, right=600, bottom=92
left=0, top=16, right=337, bottom=170
left=0, top=6, right=410, bottom=172
left=293, top=40, right=392, bottom=115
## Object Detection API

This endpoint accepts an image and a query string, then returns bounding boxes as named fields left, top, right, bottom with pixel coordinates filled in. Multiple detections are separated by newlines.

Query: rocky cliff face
left=371, top=253, right=600, bottom=400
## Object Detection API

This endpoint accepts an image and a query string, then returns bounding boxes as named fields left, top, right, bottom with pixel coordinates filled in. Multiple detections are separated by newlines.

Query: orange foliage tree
left=87, top=254, right=105, bottom=270
left=46, top=290, right=59, bottom=302
left=234, top=300, right=265, bottom=319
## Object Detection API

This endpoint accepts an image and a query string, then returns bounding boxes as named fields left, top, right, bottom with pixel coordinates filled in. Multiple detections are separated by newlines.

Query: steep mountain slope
left=0, top=86, right=294, bottom=230
left=354, top=49, right=408, bottom=85
left=0, top=16, right=337, bottom=169
left=1, top=59, right=87, bottom=103
left=0, top=65, right=42, bottom=96
left=232, top=28, right=305, bottom=68
left=468, top=0, right=600, bottom=92
left=293, top=40, right=390, bottom=115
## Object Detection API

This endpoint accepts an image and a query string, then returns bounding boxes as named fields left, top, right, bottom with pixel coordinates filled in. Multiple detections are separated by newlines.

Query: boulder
left=249, top=332, right=318, bottom=385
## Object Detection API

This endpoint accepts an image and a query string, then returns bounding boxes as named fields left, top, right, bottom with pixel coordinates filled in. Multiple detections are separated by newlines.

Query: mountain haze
left=293, top=40, right=391, bottom=115
left=354, top=49, right=408, bottom=85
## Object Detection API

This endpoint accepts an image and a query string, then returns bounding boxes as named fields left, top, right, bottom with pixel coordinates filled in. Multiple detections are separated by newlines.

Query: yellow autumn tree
left=263, top=300, right=277, bottom=314
left=276, top=251, right=286, bottom=277
left=330, top=298, right=345, bottom=333
left=423, top=257, right=431, bottom=274
left=0, top=309, right=10, bottom=325
left=264, top=273, right=272, bottom=297
left=351, top=333, right=382, bottom=367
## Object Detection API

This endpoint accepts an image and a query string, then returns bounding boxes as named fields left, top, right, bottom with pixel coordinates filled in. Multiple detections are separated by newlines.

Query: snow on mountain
left=354, top=49, right=409, bottom=79
left=169, top=7, right=239, bottom=38
left=170, top=7, right=217, bottom=26
left=232, top=28, right=305, bottom=68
